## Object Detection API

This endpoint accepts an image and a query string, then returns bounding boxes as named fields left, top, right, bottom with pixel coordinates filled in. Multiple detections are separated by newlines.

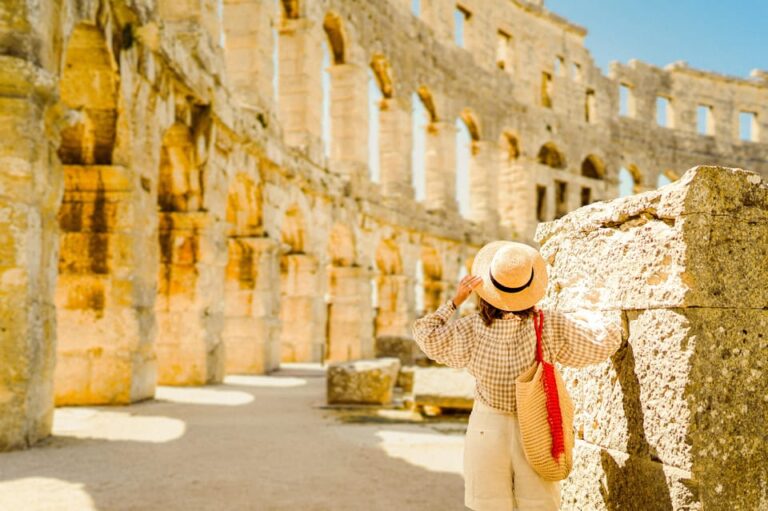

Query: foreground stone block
left=412, top=367, right=475, bottom=410
left=537, top=166, right=768, bottom=511
left=326, top=358, right=401, bottom=405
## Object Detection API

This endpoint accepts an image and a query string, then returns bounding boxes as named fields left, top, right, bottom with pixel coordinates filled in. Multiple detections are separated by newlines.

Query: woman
left=412, top=240, right=623, bottom=511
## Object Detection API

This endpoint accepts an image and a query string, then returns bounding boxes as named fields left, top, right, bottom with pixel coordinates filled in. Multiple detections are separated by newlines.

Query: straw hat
left=471, top=240, right=548, bottom=312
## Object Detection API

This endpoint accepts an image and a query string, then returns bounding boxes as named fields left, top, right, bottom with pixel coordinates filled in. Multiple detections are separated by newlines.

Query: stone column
left=498, top=156, right=535, bottom=241
left=423, top=278, right=448, bottom=313
left=328, top=63, right=368, bottom=179
left=223, top=237, right=281, bottom=374
left=469, top=140, right=501, bottom=227
left=0, top=57, right=59, bottom=450
left=326, top=265, right=375, bottom=362
left=155, top=211, right=225, bottom=385
left=375, top=274, right=412, bottom=337
left=55, top=165, right=156, bottom=404
left=277, top=18, right=322, bottom=157
left=279, top=253, right=326, bottom=362
left=535, top=166, right=768, bottom=511
left=379, top=98, right=414, bottom=199
left=222, top=0, right=275, bottom=109
left=424, top=121, right=458, bottom=212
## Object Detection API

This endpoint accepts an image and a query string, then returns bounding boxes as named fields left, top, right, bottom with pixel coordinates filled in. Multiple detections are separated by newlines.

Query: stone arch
left=417, top=86, right=438, bottom=123
left=158, top=122, right=203, bottom=212
left=501, top=131, right=521, bottom=160
left=281, top=0, right=299, bottom=19
left=459, top=108, right=481, bottom=143
left=280, top=204, right=306, bottom=254
left=226, top=172, right=263, bottom=237
left=58, top=23, right=119, bottom=165
left=322, top=12, right=346, bottom=65
left=537, top=142, right=566, bottom=169
left=619, top=164, right=644, bottom=196
left=370, top=54, right=393, bottom=98
left=581, top=154, right=605, bottom=180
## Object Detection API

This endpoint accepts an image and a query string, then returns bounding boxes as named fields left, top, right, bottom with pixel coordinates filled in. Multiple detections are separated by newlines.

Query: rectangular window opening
left=555, top=56, right=566, bottom=77
left=572, top=62, right=582, bottom=81
left=656, top=96, right=670, bottom=127
left=454, top=6, right=471, bottom=48
left=555, top=180, right=568, bottom=219
left=697, top=105, right=714, bottom=135
left=619, top=83, right=634, bottom=117
left=411, top=0, right=420, bottom=16
left=739, top=111, right=757, bottom=142
left=541, top=72, right=553, bottom=108
left=580, top=187, right=591, bottom=206
left=585, top=89, right=595, bottom=123
left=496, top=30, right=511, bottom=70
left=536, top=185, right=547, bottom=222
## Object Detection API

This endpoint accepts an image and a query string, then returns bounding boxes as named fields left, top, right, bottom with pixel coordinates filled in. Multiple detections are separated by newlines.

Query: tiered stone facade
left=0, top=0, right=766, bottom=454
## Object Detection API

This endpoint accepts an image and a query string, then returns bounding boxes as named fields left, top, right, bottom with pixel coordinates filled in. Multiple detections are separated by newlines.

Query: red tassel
left=534, top=310, right=565, bottom=460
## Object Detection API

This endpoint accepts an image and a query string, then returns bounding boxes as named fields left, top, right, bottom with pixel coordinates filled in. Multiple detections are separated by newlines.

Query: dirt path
left=0, top=364, right=468, bottom=511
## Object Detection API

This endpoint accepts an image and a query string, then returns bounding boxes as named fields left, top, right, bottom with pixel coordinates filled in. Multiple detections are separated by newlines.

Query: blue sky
left=545, top=0, right=768, bottom=78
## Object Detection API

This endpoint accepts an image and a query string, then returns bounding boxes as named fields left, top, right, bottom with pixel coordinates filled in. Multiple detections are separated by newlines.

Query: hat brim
left=470, top=241, right=548, bottom=312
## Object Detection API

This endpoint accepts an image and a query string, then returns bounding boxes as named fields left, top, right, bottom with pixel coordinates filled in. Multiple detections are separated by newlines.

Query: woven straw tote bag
left=515, top=309, right=575, bottom=481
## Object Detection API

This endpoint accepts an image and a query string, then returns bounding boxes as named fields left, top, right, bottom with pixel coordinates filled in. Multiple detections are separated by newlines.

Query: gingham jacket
left=412, top=300, right=623, bottom=414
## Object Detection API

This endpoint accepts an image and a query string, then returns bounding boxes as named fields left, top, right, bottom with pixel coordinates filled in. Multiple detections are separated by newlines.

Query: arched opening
left=368, top=69, right=384, bottom=182
left=411, top=91, right=430, bottom=201
left=657, top=169, right=679, bottom=188
left=370, top=54, right=394, bottom=99
left=281, top=0, right=299, bottom=20
left=537, top=142, right=566, bottom=169
left=581, top=154, right=605, bottom=180
left=57, top=23, right=118, bottom=165
left=619, top=164, right=643, bottom=197
left=158, top=122, right=204, bottom=212
left=322, top=13, right=345, bottom=65
left=503, top=132, right=520, bottom=160
left=456, top=110, right=480, bottom=219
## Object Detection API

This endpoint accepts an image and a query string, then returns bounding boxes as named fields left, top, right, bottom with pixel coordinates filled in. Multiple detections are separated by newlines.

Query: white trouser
left=464, top=399, right=562, bottom=511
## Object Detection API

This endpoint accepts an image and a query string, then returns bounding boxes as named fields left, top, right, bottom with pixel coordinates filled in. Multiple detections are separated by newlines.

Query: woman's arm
left=548, top=309, right=624, bottom=367
left=412, top=300, right=477, bottom=368
left=412, top=274, right=482, bottom=368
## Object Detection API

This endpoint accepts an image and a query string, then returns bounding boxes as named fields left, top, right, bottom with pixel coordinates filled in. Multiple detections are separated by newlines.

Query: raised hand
left=452, top=275, right=483, bottom=307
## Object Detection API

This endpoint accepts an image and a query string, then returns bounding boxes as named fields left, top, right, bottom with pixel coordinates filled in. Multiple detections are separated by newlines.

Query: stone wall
left=0, top=0, right=766, bottom=450
left=536, top=166, right=768, bottom=510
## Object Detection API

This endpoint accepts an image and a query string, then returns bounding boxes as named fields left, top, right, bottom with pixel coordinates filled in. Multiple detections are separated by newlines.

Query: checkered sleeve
left=549, top=309, right=623, bottom=368
left=412, top=300, right=477, bottom=368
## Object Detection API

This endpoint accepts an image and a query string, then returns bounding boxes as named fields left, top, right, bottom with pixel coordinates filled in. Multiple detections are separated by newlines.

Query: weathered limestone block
left=375, top=274, right=412, bottom=337
left=223, top=236, right=281, bottom=374
left=396, top=365, right=415, bottom=393
left=374, top=335, right=418, bottom=365
left=156, top=211, right=226, bottom=385
left=54, top=165, right=157, bottom=404
left=0, top=57, right=59, bottom=450
left=536, top=166, right=768, bottom=311
left=536, top=166, right=768, bottom=511
left=326, top=358, right=401, bottom=405
left=279, top=253, right=326, bottom=362
left=412, top=367, right=475, bottom=410
left=326, top=265, right=375, bottom=362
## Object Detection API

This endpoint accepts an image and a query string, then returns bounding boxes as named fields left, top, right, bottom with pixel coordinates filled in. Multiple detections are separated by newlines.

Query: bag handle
left=533, top=308, right=544, bottom=363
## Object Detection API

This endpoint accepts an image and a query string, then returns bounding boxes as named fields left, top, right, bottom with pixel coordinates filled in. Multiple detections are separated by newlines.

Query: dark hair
left=478, top=297, right=535, bottom=327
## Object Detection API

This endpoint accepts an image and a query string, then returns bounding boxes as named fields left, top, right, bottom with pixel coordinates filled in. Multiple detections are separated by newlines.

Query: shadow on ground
left=0, top=364, right=467, bottom=511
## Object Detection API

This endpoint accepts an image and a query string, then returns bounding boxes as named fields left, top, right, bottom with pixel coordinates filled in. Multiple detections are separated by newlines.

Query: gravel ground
left=0, top=364, right=468, bottom=511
